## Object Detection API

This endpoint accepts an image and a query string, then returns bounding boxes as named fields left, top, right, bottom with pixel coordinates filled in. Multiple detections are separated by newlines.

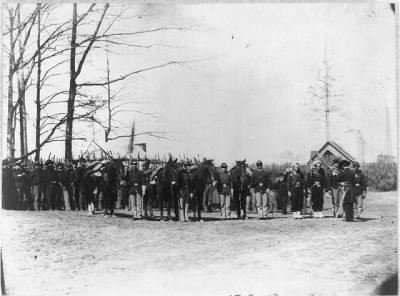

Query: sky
left=2, top=2, right=397, bottom=166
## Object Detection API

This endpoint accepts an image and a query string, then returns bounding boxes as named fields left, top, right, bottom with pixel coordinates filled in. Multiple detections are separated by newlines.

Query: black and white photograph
left=1, top=2, right=399, bottom=296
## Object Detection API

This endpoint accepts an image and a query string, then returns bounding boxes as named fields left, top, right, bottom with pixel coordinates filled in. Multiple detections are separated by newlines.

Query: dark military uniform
left=102, top=163, right=117, bottom=217
left=267, top=175, right=280, bottom=217
left=119, top=167, right=130, bottom=210
left=217, top=168, right=233, bottom=219
left=43, top=162, right=58, bottom=210
left=251, top=166, right=270, bottom=218
left=128, top=166, right=145, bottom=219
left=353, top=167, right=367, bottom=218
left=2, top=162, right=18, bottom=210
left=278, top=172, right=289, bottom=214
left=287, top=169, right=305, bottom=218
left=177, top=165, right=193, bottom=222
left=308, top=166, right=326, bottom=216
left=30, top=164, right=44, bottom=211
left=329, top=166, right=343, bottom=216
left=336, top=166, right=356, bottom=221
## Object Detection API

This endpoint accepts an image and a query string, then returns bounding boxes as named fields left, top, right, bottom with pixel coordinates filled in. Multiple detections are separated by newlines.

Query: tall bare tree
left=307, top=51, right=343, bottom=142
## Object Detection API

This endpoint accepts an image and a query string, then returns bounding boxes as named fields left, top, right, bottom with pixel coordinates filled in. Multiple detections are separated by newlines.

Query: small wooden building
left=308, top=141, right=356, bottom=169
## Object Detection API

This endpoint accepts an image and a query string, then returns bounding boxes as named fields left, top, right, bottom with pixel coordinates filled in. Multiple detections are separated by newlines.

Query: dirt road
left=1, top=191, right=397, bottom=296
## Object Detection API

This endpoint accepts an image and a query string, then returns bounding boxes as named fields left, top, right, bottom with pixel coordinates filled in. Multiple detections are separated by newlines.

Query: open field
left=1, top=191, right=397, bottom=296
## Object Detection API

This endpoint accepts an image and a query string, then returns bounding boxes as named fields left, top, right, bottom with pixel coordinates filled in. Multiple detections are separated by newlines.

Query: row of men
left=2, top=157, right=367, bottom=222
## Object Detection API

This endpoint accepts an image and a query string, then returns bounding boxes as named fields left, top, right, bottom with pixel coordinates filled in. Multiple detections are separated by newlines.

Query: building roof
left=308, top=140, right=356, bottom=166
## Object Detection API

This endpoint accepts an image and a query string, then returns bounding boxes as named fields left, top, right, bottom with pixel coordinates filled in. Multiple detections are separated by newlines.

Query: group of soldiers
left=2, top=156, right=367, bottom=222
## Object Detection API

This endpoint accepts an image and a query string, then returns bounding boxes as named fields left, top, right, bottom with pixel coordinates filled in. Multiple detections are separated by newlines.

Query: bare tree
left=307, top=51, right=343, bottom=142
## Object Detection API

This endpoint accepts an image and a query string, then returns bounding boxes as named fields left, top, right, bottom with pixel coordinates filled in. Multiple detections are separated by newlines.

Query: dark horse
left=230, top=159, right=252, bottom=219
left=156, top=158, right=179, bottom=221
left=190, top=159, right=216, bottom=221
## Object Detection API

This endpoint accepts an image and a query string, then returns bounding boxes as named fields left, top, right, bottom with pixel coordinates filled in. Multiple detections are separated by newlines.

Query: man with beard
left=353, top=162, right=367, bottom=219
left=251, top=161, right=270, bottom=219
left=287, top=162, right=305, bottom=219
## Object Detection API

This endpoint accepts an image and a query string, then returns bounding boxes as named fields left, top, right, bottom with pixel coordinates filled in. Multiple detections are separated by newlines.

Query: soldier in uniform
left=128, top=160, right=146, bottom=220
left=308, top=161, right=326, bottom=218
left=58, top=162, right=74, bottom=210
left=287, top=162, right=305, bottom=219
left=119, top=164, right=130, bottom=210
left=43, top=160, right=58, bottom=210
left=55, top=163, right=66, bottom=210
left=177, top=161, right=193, bottom=222
left=216, top=163, right=233, bottom=219
left=142, top=161, right=156, bottom=218
left=266, top=173, right=280, bottom=218
left=2, top=160, right=18, bottom=210
left=329, top=159, right=343, bottom=217
left=278, top=170, right=289, bottom=214
left=353, top=162, right=367, bottom=219
left=30, top=161, right=44, bottom=211
left=102, top=160, right=118, bottom=218
left=336, top=159, right=356, bottom=222
left=74, top=158, right=86, bottom=211
left=251, top=161, right=270, bottom=219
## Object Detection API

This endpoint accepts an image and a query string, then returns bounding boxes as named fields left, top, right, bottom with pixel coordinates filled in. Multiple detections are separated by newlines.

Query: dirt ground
left=1, top=191, right=397, bottom=296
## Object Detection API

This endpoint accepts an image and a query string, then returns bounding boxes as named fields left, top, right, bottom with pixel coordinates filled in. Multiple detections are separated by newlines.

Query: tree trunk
left=35, top=3, right=41, bottom=161
left=65, top=3, right=77, bottom=160
left=7, top=7, right=16, bottom=160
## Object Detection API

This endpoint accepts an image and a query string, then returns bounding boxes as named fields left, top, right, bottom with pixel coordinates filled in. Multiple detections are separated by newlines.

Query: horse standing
left=156, top=158, right=179, bottom=221
left=190, top=159, right=216, bottom=221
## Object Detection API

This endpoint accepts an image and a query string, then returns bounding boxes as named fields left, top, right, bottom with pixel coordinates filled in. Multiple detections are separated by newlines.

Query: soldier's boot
left=297, top=211, right=303, bottom=219
left=293, top=212, right=297, bottom=219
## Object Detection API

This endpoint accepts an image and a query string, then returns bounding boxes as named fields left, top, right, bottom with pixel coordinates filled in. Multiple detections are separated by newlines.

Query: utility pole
left=385, top=106, right=392, bottom=156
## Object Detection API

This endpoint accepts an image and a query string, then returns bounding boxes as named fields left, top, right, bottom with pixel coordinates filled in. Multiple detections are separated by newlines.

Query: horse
left=155, top=157, right=179, bottom=221
left=189, top=159, right=216, bottom=221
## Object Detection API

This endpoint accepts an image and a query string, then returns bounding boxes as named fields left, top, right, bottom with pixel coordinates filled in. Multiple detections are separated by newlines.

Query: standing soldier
left=251, top=161, right=270, bottom=219
left=119, top=164, right=130, bottom=210
left=30, top=161, right=44, bottom=211
left=353, top=162, right=367, bottom=219
left=13, top=162, right=29, bottom=210
left=74, top=158, right=86, bottom=211
left=2, top=160, right=18, bottom=210
left=336, top=159, right=356, bottom=222
left=55, top=163, right=66, bottom=210
left=58, top=162, right=74, bottom=210
left=330, top=159, right=343, bottom=217
left=43, top=160, right=58, bottom=210
left=203, top=174, right=214, bottom=213
left=308, top=161, right=326, bottom=218
left=241, top=168, right=252, bottom=219
left=177, top=161, right=193, bottom=222
left=142, top=160, right=155, bottom=218
left=216, top=163, right=233, bottom=220
left=266, top=173, right=279, bottom=218
left=287, top=162, right=305, bottom=219
left=278, top=170, right=289, bottom=215
left=128, top=160, right=146, bottom=220
left=102, top=160, right=118, bottom=218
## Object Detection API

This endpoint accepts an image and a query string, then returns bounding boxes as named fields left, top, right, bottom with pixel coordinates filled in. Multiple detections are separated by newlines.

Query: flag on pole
left=135, top=143, right=147, bottom=153
left=128, top=121, right=135, bottom=154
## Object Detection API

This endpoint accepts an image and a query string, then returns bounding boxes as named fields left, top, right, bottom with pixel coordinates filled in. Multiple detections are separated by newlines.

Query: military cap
left=256, top=160, right=263, bottom=166
left=45, top=159, right=54, bottom=166
left=353, top=161, right=360, bottom=168
left=340, top=159, right=351, bottom=167
left=221, top=163, right=227, bottom=168
left=313, top=160, right=321, bottom=166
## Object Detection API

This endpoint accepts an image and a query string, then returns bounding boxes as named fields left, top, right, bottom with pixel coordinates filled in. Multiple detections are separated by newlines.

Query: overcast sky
left=3, top=3, right=397, bottom=165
